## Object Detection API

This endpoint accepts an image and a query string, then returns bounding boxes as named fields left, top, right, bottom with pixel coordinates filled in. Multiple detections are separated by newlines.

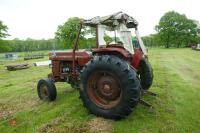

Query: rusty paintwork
left=132, top=48, right=143, bottom=69
left=48, top=50, right=91, bottom=82
left=93, top=45, right=143, bottom=69
left=48, top=47, right=143, bottom=82
left=92, top=45, right=130, bottom=58
left=48, top=21, right=144, bottom=86
left=49, top=51, right=91, bottom=65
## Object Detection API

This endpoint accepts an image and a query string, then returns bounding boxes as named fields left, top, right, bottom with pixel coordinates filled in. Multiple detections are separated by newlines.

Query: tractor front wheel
left=37, top=78, right=57, bottom=101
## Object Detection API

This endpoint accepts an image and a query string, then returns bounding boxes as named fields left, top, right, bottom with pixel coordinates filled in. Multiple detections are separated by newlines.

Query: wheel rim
left=40, top=84, right=49, bottom=99
left=87, top=71, right=122, bottom=109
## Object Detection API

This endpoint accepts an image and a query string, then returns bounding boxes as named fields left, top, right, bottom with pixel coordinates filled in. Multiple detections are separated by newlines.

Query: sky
left=0, top=0, right=199, bottom=40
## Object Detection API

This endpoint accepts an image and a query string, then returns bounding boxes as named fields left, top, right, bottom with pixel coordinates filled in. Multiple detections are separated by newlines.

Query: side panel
left=49, top=51, right=91, bottom=66
left=48, top=51, right=91, bottom=82
left=92, top=46, right=143, bottom=70
left=131, top=48, right=143, bottom=69
left=52, top=61, right=60, bottom=77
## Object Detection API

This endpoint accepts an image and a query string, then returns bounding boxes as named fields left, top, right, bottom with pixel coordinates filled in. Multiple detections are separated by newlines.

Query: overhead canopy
left=83, top=11, right=138, bottom=28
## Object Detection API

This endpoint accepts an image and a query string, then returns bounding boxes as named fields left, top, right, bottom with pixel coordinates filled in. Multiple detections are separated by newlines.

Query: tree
left=0, top=21, right=10, bottom=52
left=0, top=40, right=11, bottom=52
left=55, top=17, right=97, bottom=49
left=155, top=11, right=200, bottom=48
left=55, top=17, right=82, bottom=48
left=0, top=21, right=9, bottom=39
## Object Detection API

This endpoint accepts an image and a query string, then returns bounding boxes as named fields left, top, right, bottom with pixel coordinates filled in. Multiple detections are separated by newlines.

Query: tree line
left=0, top=11, right=200, bottom=53
left=0, top=38, right=58, bottom=52
left=143, top=11, right=200, bottom=48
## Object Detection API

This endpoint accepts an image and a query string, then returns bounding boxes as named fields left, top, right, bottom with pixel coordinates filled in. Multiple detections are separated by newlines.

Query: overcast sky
left=0, top=0, right=199, bottom=40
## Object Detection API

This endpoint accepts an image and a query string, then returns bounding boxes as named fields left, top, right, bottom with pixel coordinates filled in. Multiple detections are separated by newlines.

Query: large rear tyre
left=37, top=78, right=57, bottom=101
left=80, top=55, right=140, bottom=119
left=139, top=59, right=154, bottom=90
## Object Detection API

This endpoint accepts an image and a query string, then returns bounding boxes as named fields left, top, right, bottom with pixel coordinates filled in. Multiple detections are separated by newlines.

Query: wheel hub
left=97, top=76, right=120, bottom=100
left=40, top=84, right=48, bottom=99
left=103, top=84, right=111, bottom=93
left=88, top=71, right=122, bottom=109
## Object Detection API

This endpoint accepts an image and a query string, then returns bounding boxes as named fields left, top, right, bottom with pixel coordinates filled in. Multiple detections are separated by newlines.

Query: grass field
left=0, top=48, right=200, bottom=133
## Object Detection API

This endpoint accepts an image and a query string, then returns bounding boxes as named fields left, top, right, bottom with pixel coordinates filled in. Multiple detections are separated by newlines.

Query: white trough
left=34, top=60, right=51, bottom=66
left=196, top=44, right=200, bottom=50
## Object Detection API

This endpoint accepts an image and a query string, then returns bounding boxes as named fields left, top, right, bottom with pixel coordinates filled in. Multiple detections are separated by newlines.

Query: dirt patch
left=0, top=97, right=38, bottom=121
left=36, top=117, right=64, bottom=133
left=88, top=117, right=113, bottom=133
left=0, top=103, right=17, bottom=120
left=18, top=98, right=38, bottom=110
left=9, top=119, right=17, bottom=126
left=36, top=117, right=88, bottom=133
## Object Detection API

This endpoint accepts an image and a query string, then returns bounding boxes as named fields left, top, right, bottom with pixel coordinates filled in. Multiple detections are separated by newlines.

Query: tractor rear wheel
left=37, top=78, right=57, bottom=101
left=80, top=55, right=140, bottom=119
left=139, top=59, right=154, bottom=90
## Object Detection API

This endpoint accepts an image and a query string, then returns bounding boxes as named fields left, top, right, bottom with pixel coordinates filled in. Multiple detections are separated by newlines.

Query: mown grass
left=0, top=48, right=199, bottom=133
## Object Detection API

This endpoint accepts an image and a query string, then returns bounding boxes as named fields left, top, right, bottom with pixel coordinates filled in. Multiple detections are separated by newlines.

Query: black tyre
left=80, top=55, right=140, bottom=119
left=37, top=78, right=57, bottom=101
left=139, top=59, right=154, bottom=90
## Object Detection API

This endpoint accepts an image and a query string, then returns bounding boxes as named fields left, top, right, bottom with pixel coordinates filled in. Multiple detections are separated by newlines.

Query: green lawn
left=0, top=48, right=200, bottom=133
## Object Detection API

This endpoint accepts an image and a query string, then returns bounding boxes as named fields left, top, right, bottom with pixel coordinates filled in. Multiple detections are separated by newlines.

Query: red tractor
left=37, top=12, right=153, bottom=119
